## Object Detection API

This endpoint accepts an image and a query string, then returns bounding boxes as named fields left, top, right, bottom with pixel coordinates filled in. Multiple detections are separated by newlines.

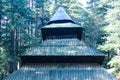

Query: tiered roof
left=4, top=7, right=117, bottom=80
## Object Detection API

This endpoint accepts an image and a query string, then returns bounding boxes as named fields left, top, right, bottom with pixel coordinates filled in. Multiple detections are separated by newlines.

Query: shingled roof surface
left=49, top=7, right=73, bottom=22
left=4, top=64, right=116, bottom=80
left=47, top=7, right=74, bottom=24
left=23, top=38, right=104, bottom=56
left=43, top=23, right=80, bottom=28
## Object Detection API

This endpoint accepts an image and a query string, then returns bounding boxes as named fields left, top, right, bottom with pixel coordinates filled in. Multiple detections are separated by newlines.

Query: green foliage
left=48, top=0, right=84, bottom=25
left=108, top=56, right=120, bottom=76
left=98, top=0, right=120, bottom=77
left=0, top=0, right=40, bottom=79
left=84, top=0, right=120, bottom=77
left=83, top=0, right=107, bottom=48
left=99, top=8, right=120, bottom=51
left=0, top=47, right=8, bottom=79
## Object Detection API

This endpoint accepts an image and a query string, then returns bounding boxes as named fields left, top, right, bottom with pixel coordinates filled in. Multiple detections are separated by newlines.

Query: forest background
left=0, top=0, right=120, bottom=79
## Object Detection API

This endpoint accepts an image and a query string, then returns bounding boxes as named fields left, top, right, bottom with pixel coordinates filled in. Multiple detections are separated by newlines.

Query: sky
left=49, top=0, right=87, bottom=6
left=79, top=0, right=87, bottom=6
left=48, top=0, right=87, bottom=9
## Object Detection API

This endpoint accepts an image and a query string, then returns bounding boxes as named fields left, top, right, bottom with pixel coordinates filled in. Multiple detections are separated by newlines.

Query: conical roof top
left=47, top=7, right=74, bottom=24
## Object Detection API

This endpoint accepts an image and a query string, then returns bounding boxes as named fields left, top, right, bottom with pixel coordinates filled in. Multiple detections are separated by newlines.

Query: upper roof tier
left=41, top=7, right=82, bottom=40
left=47, top=7, right=74, bottom=24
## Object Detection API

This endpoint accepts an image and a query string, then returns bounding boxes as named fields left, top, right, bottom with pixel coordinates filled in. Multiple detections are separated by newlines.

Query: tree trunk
left=32, top=0, right=34, bottom=9
left=35, top=11, right=38, bottom=37
left=9, top=0, right=16, bottom=74
left=16, top=28, right=19, bottom=54
left=19, top=27, right=22, bottom=53
left=41, top=0, right=44, bottom=26
left=0, top=1, right=2, bottom=43
left=9, top=30, right=15, bottom=73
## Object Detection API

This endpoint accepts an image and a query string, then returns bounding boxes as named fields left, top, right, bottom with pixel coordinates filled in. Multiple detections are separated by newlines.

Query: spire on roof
left=47, top=7, right=74, bottom=24
left=60, top=0, right=63, bottom=7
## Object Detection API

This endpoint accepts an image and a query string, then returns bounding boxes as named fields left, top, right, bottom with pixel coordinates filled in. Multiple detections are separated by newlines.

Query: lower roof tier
left=4, top=63, right=116, bottom=80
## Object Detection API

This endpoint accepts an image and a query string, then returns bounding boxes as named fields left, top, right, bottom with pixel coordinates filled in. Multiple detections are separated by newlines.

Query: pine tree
left=99, top=0, right=120, bottom=77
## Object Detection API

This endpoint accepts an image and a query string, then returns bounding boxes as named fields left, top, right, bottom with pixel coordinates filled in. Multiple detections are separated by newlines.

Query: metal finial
left=60, top=0, right=63, bottom=7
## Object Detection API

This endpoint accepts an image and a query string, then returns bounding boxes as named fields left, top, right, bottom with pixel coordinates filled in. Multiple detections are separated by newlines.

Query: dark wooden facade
left=41, top=27, right=83, bottom=40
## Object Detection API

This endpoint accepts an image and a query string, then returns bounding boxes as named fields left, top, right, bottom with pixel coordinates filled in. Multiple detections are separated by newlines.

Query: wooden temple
left=4, top=7, right=117, bottom=80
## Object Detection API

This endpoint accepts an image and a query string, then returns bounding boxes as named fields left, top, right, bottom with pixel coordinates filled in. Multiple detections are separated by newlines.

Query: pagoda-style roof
left=47, top=7, right=74, bottom=24
left=4, top=64, right=116, bottom=80
left=20, top=38, right=105, bottom=64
